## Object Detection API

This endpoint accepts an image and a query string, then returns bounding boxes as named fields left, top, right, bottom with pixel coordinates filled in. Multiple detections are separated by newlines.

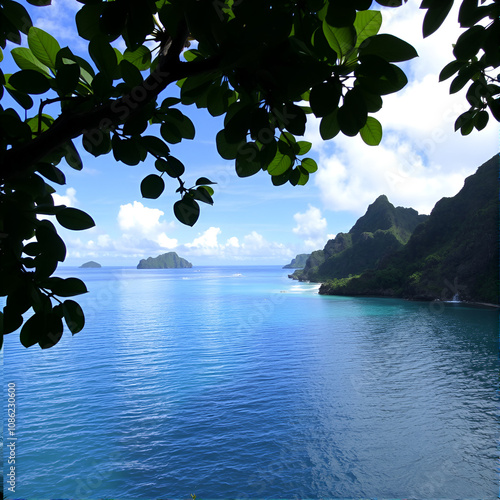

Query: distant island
left=137, top=252, right=192, bottom=269
left=283, top=254, right=310, bottom=269
left=79, top=261, right=101, bottom=268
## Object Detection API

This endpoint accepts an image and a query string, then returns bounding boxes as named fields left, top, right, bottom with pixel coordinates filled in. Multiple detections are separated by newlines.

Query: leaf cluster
left=422, top=0, right=500, bottom=134
left=0, top=0, right=497, bottom=349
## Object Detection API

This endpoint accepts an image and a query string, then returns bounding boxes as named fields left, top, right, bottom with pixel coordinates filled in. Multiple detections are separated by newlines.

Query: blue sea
left=3, top=266, right=499, bottom=499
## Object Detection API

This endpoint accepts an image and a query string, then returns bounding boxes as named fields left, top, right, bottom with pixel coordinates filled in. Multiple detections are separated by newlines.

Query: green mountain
left=137, top=252, right=192, bottom=269
left=291, top=195, right=428, bottom=282
left=79, top=261, right=101, bottom=268
left=283, top=253, right=310, bottom=269
left=320, top=155, right=499, bottom=304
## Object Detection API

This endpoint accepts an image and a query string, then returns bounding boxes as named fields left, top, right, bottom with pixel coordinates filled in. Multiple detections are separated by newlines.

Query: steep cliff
left=283, top=254, right=310, bottom=269
left=292, top=195, right=427, bottom=281
left=320, top=155, right=499, bottom=304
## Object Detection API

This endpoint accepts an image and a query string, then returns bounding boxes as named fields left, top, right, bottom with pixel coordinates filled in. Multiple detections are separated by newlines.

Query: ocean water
left=3, top=266, right=498, bottom=499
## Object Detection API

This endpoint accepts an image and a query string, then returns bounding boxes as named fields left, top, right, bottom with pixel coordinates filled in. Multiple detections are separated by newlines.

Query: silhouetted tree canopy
left=0, top=0, right=498, bottom=349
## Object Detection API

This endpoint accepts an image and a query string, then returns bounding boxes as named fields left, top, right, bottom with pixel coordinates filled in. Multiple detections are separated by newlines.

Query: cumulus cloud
left=32, top=0, right=82, bottom=44
left=53, top=187, right=78, bottom=207
left=117, top=201, right=178, bottom=249
left=178, top=227, right=292, bottom=262
left=292, top=205, right=330, bottom=249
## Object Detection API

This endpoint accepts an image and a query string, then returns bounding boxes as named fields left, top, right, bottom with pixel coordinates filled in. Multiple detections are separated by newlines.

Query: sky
left=6, top=1, right=499, bottom=266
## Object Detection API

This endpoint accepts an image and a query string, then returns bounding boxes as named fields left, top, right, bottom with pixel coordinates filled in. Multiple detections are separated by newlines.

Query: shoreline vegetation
left=290, top=155, right=499, bottom=306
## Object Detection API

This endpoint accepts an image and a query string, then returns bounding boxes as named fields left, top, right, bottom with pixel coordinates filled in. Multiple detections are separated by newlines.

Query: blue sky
left=6, top=1, right=498, bottom=266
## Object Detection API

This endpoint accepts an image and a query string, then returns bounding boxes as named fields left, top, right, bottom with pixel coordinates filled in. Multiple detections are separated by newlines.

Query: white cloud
left=33, top=0, right=82, bottom=44
left=117, top=201, right=178, bottom=249
left=293, top=205, right=330, bottom=249
left=186, top=227, right=221, bottom=251
left=53, top=187, right=77, bottom=207
left=178, top=227, right=292, bottom=262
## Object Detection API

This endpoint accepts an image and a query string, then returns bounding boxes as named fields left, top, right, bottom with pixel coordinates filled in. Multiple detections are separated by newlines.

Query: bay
left=3, top=266, right=498, bottom=499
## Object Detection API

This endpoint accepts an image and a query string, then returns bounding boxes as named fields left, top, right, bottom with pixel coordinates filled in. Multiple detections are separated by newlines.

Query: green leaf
left=38, top=312, right=64, bottom=349
left=119, top=59, right=143, bottom=88
left=422, top=0, right=454, bottom=38
left=297, top=141, right=312, bottom=155
left=439, top=60, right=465, bottom=82
left=354, top=10, right=382, bottom=48
left=89, top=35, right=118, bottom=79
left=192, top=186, right=214, bottom=205
left=140, top=174, right=165, bottom=199
left=284, top=104, right=307, bottom=136
left=359, top=34, right=418, bottom=62
left=322, top=21, right=356, bottom=59
left=9, top=69, right=50, bottom=94
left=2, top=0, right=33, bottom=35
left=160, top=122, right=182, bottom=144
left=360, top=116, right=383, bottom=145
left=20, top=313, right=43, bottom=347
left=111, top=135, right=143, bottom=166
left=375, top=0, right=405, bottom=5
left=474, top=110, right=489, bottom=131
left=123, top=46, right=151, bottom=71
left=174, top=197, right=200, bottom=226
left=36, top=220, right=66, bottom=261
left=75, top=3, right=103, bottom=41
left=36, top=164, right=66, bottom=185
left=55, top=62, right=80, bottom=95
left=453, top=26, right=485, bottom=61
left=99, top=1, right=127, bottom=41
left=26, top=0, right=51, bottom=5
left=28, top=27, right=60, bottom=70
left=301, top=158, right=318, bottom=173
left=142, top=135, right=170, bottom=158
left=338, top=88, right=367, bottom=136
left=1, top=307, right=24, bottom=335
left=56, top=208, right=95, bottom=231
left=5, top=86, right=33, bottom=110
left=309, top=81, right=342, bottom=117
left=63, top=140, right=83, bottom=170
left=320, top=109, right=341, bottom=140
left=454, top=110, right=475, bottom=134
left=449, top=73, right=470, bottom=94
left=196, top=177, right=216, bottom=186
left=236, top=142, right=262, bottom=178
left=155, top=156, right=185, bottom=178
left=62, top=300, right=85, bottom=335
left=44, top=277, right=88, bottom=297
left=268, top=151, right=293, bottom=176
left=166, top=109, right=195, bottom=140
left=216, top=129, right=243, bottom=160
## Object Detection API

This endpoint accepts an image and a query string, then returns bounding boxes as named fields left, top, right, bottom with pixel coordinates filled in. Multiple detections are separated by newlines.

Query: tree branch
left=0, top=22, right=221, bottom=182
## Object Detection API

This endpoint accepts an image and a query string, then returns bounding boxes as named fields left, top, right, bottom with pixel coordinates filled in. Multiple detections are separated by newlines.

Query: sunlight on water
left=3, top=266, right=498, bottom=499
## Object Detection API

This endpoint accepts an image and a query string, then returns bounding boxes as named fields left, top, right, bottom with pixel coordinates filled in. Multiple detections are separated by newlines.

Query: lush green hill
left=320, top=155, right=499, bottom=305
left=137, top=252, right=192, bottom=269
left=283, top=254, right=310, bottom=269
left=292, top=195, right=428, bottom=282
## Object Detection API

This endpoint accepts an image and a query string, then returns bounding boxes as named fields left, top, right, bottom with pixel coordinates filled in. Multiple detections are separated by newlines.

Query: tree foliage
left=0, top=0, right=498, bottom=349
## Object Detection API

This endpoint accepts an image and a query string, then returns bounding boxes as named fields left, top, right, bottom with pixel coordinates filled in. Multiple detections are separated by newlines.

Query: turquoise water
left=3, top=266, right=499, bottom=499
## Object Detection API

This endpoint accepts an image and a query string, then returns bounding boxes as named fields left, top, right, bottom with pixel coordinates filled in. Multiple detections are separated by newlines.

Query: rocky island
left=137, top=252, right=192, bottom=269
left=79, top=261, right=101, bottom=268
